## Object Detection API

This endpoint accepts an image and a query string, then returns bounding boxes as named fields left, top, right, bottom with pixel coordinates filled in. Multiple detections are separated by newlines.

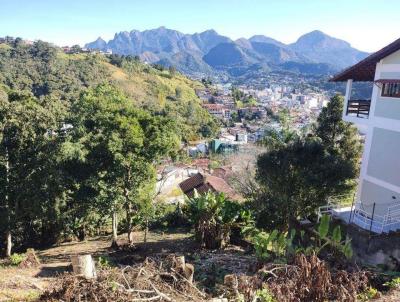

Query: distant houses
left=202, top=103, right=231, bottom=120
left=179, top=172, right=240, bottom=200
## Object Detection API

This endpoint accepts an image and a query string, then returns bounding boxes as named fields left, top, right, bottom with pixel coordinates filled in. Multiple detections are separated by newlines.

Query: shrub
left=384, top=277, right=400, bottom=289
left=9, top=253, right=26, bottom=266
left=357, top=287, right=378, bottom=301
left=187, top=191, right=249, bottom=249
left=97, top=256, right=113, bottom=268
left=250, top=229, right=296, bottom=261
left=149, top=203, right=190, bottom=229
left=255, top=288, right=277, bottom=302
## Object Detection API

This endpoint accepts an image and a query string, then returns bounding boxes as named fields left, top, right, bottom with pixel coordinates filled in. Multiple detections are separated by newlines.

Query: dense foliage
left=187, top=191, right=248, bottom=249
left=0, top=39, right=219, bottom=255
left=0, top=84, right=181, bottom=253
left=0, top=40, right=218, bottom=141
left=252, top=95, right=362, bottom=230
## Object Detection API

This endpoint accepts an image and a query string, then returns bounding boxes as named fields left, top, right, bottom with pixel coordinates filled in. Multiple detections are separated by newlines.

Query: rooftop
left=330, top=37, right=400, bottom=82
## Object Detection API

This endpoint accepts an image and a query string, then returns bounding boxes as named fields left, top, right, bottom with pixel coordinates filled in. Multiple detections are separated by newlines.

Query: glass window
left=381, top=83, right=400, bottom=98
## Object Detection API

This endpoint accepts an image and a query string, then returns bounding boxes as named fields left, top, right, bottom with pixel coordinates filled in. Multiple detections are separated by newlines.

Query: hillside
left=85, top=27, right=369, bottom=77
left=0, top=40, right=218, bottom=141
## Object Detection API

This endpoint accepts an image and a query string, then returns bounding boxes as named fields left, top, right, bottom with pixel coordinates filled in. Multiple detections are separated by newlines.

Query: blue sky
left=1, top=0, right=399, bottom=52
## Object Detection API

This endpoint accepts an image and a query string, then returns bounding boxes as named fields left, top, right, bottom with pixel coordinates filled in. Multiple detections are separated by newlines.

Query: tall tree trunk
left=6, top=231, right=11, bottom=257
left=126, top=204, right=134, bottom=245
left=5, top=146, right=12, bottom=257
left=111, top=210, right=118, bottom=247
left=124, top=167, right=134, bottom=245
left=144, top=218, right=148, bottom=243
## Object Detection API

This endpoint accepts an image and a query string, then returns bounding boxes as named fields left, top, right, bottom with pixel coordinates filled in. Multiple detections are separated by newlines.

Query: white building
left=327, top=37, right=400, bottom=233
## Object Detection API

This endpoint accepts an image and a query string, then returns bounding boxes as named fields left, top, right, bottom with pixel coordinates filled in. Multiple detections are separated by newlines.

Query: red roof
left=179, top=173, right=239, bottom=200
left=331, top=37, right=400, bottom=82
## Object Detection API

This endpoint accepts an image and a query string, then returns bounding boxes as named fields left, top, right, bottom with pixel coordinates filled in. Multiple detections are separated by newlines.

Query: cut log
left=173, top=256, right=194, bottom=284
left=70, top=254, right=96, bottom=279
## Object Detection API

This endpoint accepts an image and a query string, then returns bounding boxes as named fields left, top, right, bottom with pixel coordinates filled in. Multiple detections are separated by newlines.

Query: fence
left=318, top=197, right=400, bottom=234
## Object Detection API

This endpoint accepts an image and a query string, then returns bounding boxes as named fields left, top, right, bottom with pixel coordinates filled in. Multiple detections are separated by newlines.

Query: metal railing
left=317, top=195, right=354, bottom=221
left=318, top=197, right=400, bottom=234
left=346, top=99, right=371, bottom=118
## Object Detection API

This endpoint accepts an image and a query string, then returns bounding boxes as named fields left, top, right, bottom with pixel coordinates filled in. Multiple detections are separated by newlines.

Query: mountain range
left=85, top=27, right=368, bottom=77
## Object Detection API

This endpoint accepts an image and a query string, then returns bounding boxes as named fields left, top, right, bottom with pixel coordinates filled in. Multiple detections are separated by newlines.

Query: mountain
left=203, top=42, right=255, bottom=68
left=85, top=27, right=369, bottom=78
left=86, top=37, right=107, bottom=50
left=289, top=30, right=369, bottom=68
left=249, top=35, right=286, bottom=47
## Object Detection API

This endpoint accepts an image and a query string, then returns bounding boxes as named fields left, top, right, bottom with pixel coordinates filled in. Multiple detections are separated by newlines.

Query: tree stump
left=173, top=256, right=194, bottom=284
left=19, top=248, right=40, bottom=268
left=70, top=254, right=96, bottom=279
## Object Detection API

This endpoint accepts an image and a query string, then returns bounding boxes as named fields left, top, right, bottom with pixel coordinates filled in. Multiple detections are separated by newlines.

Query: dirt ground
left=0, top=230, right=194, bottom=301
left=0, top=229, right=254, bottom=301
left=1, top=229, right=400, bottom=302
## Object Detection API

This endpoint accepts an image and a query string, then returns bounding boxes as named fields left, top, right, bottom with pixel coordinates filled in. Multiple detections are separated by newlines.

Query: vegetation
left=0, top=40, right=219, bottom=255
left=252, top=95, right=362, bottom=231
left=0, top=41, right=396, bottom=302
left=9, top=253, right=26, bottom=266
left=62, top=84, right=180, bottom=245
left=0, top=40, right=218, bottom=142
left=186, top=191, right=248, bottom=249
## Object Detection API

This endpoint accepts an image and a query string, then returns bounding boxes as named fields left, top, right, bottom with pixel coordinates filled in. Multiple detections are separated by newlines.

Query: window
left=381, top=82, right=400, bottom=98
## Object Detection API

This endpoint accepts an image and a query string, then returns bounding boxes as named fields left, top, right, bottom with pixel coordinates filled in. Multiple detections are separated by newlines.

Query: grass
left=102, top=60, right=203, bottom=108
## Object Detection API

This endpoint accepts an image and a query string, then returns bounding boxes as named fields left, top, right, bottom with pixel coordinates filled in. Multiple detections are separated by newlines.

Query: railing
left=346, top=99, right=371, bottom=118
left=318, top=197, right=400, bottom=234
left=317, top=195, right=354, bottom=222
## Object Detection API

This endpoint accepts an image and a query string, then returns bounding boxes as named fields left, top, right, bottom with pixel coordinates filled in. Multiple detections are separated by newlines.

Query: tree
left=253, top=96, right=361, bottom=231
left=315, top=94, right=362, bottom=174
left=0, top=91, right=64, bottom=256
left=62, top=84, right=179, bottom=245
left=256, top=137, right=355, bottom=230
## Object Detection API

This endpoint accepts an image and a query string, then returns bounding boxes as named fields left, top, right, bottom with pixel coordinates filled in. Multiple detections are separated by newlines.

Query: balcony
left=346, top=99, right=371, bottom=118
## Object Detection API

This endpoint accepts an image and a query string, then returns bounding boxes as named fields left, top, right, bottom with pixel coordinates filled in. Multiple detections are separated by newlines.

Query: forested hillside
left=0, top=40, right=218, bottom=141
left=0, top=39, right=218, bottom=255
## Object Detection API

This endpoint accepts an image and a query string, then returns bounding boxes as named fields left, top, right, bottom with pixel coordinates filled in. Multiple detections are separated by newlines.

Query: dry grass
left=3, top=230, right=399, bottom=301
left=0, top=267, right=49, bottom=301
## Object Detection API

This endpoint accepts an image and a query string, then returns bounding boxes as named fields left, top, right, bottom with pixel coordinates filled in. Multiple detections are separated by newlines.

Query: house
left=179, top=173, right=239, bottom=200
left=326, top=37, right=400, bottom=233
left=202, top=104, right=231, bottom=120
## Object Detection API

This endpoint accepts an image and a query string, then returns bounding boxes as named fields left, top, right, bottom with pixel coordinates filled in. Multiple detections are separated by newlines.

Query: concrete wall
left=360, top=180, right=400, bottom=216
left=374, top=72, right=400, bottom=120
left=367, top=127, right=400, bottom=187
left=342, top=221, right=400, bottom=270
left=381, top=49, right=400, bottom=64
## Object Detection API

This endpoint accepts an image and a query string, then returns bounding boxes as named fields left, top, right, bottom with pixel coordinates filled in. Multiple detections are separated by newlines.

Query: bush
left=149, top=203, right=190, bottom=229
left=384, top=277, right=400, bottom=289
left=357, top=287, right=378, bottom=301
left=255, top=288, right=277, bottom=302
left=97, top=256, right=113, bottom=269
left=187, top=191, right=250, bottom=249
left=9, top=253, right=26, bottom=266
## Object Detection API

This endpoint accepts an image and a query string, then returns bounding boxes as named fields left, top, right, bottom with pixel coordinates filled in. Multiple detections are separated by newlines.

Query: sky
left=1, top=0, right=399, bottom=52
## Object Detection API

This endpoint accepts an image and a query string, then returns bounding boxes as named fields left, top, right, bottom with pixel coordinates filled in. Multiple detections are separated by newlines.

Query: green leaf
left=318, top=214, right=330, bottom=238
left=332, top=226, right=342, bottom=244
